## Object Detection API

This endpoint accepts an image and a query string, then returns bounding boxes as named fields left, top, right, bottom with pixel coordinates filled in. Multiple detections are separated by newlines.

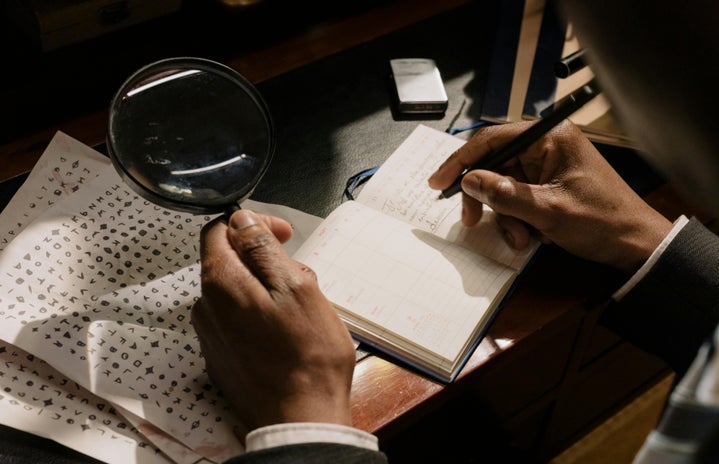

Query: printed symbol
left=52, top=168, right=79, bottom=195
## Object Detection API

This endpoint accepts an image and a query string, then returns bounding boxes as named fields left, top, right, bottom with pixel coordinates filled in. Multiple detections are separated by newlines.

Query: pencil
left=438, top=77, right=601, bottom=199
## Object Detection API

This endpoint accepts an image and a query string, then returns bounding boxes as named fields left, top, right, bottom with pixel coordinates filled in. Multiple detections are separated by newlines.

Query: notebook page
left=292, top=201, right=516, bottom=364
left=357, top=124, right=536, bottom=269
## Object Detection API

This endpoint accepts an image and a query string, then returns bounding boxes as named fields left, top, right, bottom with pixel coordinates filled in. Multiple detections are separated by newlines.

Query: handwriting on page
left=358, top=125, right=537, bottom=270
left=0, top=167, right=243, bottom=462
left=358, top=126, right=466, bottom=233
left=293, top=201, right=515, bottom=363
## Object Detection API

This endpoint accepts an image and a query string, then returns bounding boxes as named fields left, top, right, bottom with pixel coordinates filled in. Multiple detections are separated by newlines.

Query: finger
left=262, top=215, right=293, bottom=244
left=461, top=191, right=485, bottom=226
left=428, top=128, right=497, bottom=189
left=200, top=213, right=273, bottom=307
left=428, top=144, right=477, bottom=189
left=226, top=210, right=298, bottom=291
left=228, top=210, right=293, bottom=244
left=461, top=169, right=551, bottom=230
left=495, top=214, right=532, bottom=249
left=428, top=122, right=534, bottom=189
left=191, top=299, right=222, bottom=368
left=200, top=216, right=232, bottom=262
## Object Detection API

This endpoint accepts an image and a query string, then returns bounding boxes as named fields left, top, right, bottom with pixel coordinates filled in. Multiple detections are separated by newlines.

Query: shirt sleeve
left=600, top=215, right=719, bottom=377
left=245, top=423, right=379, bottom=453
left=612, top=215, right=689, bottom=301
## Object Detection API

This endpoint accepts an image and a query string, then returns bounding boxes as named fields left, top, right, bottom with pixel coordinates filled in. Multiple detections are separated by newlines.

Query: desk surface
left=0, top=0, right=687, bottom=462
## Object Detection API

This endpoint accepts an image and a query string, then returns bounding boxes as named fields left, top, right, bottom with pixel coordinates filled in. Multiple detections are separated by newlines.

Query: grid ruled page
left=292, top=201, right=515, bottom=364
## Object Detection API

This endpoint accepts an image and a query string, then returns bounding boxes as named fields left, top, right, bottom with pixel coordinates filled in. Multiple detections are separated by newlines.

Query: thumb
left=462, top=170, right=547, bottom=229
left=226, top=210, right=294, bottom=291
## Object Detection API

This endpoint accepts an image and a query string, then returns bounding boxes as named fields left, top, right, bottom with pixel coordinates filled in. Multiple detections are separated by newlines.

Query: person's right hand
left=191, top=210, right=357, bottom=433
left=428, top=120, right=673, bottom=274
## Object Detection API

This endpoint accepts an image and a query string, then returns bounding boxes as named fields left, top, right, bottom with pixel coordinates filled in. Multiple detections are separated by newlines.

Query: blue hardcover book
left=480, top=0, right=527, bottom=123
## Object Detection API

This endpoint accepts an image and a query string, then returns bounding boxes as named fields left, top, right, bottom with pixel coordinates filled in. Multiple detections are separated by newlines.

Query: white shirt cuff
left=613, top=215, right=689, bottom=301
left=245, top=422, right=379, bottom=452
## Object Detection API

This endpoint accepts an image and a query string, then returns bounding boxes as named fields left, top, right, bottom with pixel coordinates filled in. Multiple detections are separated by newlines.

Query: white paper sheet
left=0, top=131, right=324, bottom=463
left=0, top=133, right=175, bottom=464
left=0, top=132, right=108, bottom=252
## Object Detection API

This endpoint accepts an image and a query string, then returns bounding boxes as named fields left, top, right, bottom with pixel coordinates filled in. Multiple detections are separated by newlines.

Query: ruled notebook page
left=292, top=200, right=516, bottom=367
left=292, top=124, right=540, bottom=377
left=357, top=124, right=537, bottom=270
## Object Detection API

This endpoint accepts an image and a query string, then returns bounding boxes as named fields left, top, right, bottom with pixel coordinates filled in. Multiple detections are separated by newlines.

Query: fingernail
left=229, top=211, right=258, bottom=230
left=504, top=231, right=515, bottom=248
left=462, top=173, right=481, bottom=195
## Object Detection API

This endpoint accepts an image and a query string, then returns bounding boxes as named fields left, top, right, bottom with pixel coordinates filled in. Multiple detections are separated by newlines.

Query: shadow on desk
left=382, top=396, right=543, bottom=464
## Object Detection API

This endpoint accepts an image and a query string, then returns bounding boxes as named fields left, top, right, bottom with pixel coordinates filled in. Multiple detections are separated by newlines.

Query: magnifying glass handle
left=223, top=203, right=241, bottom=220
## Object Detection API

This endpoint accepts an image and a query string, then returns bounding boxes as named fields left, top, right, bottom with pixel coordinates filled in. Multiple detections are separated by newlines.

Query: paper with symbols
left=0, top=339, right=173, bottom=464
left=0, top=132, right=325, bottom=462
left=0, top=164, right=246, bottom=462
left=0, top=133, right=177, bottom=463
left=0, top=132, right=108, bottom=253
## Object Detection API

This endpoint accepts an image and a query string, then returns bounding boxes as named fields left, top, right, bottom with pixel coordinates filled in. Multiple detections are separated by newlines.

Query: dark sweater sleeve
left=600, top=217, right=719, bottom=377
left=223, top=443, right=388, bottom=464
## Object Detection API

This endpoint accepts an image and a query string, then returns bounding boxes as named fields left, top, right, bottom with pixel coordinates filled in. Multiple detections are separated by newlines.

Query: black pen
left=554, top=49, right=587, bottom=78
left=439, top=77, right=601, bottom=199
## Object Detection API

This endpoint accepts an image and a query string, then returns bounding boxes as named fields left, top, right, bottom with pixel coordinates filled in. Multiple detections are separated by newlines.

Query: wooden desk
left=0, top=0, right=688, bottom=462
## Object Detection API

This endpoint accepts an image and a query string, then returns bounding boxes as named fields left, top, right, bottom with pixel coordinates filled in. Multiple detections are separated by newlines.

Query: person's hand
left=428, top=120, right=673, bottom=274
left=191, top=210, right=356, bottom=432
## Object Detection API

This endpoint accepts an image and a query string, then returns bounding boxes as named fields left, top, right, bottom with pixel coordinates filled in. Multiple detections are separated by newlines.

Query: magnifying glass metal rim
left=106, top=56, right=276, bottom=215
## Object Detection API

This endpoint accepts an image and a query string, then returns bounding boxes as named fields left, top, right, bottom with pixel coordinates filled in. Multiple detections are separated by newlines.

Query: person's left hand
left=191, top=210, right=357, bottom=433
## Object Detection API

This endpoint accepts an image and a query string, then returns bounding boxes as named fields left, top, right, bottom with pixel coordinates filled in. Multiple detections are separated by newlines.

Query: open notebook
left=293, top=124, right=539, bottom=382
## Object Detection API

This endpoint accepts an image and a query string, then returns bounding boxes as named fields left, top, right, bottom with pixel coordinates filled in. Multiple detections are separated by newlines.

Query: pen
left=438, top=77, right=601, bottom=199
left=554, top=49, right=587, bottom=79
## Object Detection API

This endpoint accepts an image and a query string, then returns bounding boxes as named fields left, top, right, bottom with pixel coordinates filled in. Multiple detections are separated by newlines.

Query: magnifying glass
left=107, top=57, right=275, bottom=215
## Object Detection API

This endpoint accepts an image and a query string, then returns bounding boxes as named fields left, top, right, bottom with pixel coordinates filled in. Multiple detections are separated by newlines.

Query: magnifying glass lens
left=108, top=58, right=274, bottom=214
